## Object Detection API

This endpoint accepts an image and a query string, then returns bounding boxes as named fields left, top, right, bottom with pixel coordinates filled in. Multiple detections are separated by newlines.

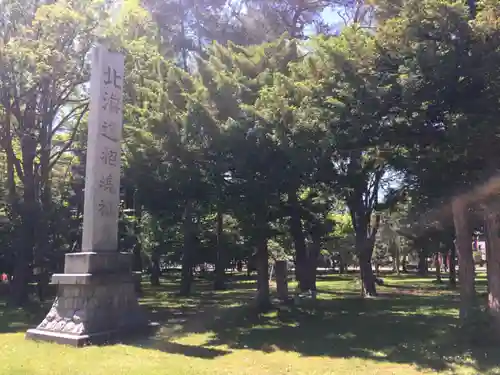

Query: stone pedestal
left=26, top=46, right=155, bottom=348
left=26, top=252, right=151, bottom=347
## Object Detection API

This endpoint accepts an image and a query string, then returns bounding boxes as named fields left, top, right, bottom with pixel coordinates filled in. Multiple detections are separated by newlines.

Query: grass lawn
left=1, top=273, right=499, bottom=375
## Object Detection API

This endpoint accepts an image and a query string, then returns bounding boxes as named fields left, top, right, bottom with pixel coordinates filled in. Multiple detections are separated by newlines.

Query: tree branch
left=0, top=100, right=24, bottom=180
left=369, top=213, right=381, bottom=245
left=2, top=133, right=24, bottom=181
left=50, top=103, right=88, bottom=139
left=367, top=166, right=384, bottom=210
left=48, top=107, right=86, bottom=170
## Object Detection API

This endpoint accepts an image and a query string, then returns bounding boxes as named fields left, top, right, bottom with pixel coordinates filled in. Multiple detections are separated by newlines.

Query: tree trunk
left=304, top=235, right=321, bottom=292
left=132, top=242, right=143, bottom=276
left=213, top=206, right=226, bottom=290
left=150, top=249, right=161, bottom=286
left=275, top=260, right=289, bottom=303
left=434, top=252, right=442, bottom=283
left=132, top=243, right=143, bottom=295
left=180, top=201, right=195, bottom=296
left=255, top=236, right=271, bottom=312
left=11, top=224, right=34, bottom=305
left=35, top=94, right=53, bottom=306
left=483, top=206, right=500, bottom=334
left=418, top=251, right=428, bottom=275
left=485, top=220, right=492, bottom=295
left=307, top=259, right=317, bottom=292
left=4, top=106, right=17, bottom=208
left=36, top=182, right=51, bottom=302
left=12, top=134, right=38, bottom=306
left=402, top=255, right=408, bottom=273
left=288, top=189, right=308, bottom=291
left=355, top=224, right=377, bottom=296
left=132, top=200, right=143, bottom=294
left=3, top=108, right=23, bottom=304
left=451, top=197, right=476, bottom=323
left=180, top=11, right=189, bottom=72
left=356, top=222, right=377, bottom=296
left=467, top=0, right=476, bottom=19
left=359, top=247, right=376, bottom=296
left=179, top=246, right=193, bottom=295
left=449, top=248, right=457, bottom=288
left=338, top=254, right=345, bottom=274
left=36, top=271, right=50, bottom=302
left=395, top=244, right=401, bottom=275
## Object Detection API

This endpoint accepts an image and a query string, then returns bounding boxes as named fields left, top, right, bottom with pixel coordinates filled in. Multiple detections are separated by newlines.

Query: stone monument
left=26, top=45, right=150, bottom=347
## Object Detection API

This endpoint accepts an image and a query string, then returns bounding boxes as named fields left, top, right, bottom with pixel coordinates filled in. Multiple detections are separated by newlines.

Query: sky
left=322, top=7, right=343, bottom=26
left=302, top=6, right=349, bottom=36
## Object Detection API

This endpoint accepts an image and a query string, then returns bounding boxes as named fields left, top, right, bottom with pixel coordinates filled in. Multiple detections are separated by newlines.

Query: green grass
left=0, top=273, right=499, bottom=375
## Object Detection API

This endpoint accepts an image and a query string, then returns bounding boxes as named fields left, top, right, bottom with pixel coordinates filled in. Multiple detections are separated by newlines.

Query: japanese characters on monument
left=82, top=45, right=124, bottom=252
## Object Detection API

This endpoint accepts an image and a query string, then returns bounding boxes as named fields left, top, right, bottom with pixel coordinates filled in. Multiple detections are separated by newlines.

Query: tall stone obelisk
left=26, top=45, right=149, bottom=347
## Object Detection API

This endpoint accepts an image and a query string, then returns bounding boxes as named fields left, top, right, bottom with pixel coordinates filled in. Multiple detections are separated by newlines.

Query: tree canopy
left=1, top=0, right=500, bottom=333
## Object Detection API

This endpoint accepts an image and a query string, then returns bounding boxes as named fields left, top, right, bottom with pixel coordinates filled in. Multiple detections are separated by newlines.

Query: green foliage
left=3, top=0, right=500, bottom=308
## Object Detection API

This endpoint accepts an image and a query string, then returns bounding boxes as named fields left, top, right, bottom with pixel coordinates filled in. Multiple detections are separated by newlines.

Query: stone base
left=25, top=252, right=155, bottom=347
left=26, top=322, right=159, bottom=347
left=26, top=329, right=91, bottom=347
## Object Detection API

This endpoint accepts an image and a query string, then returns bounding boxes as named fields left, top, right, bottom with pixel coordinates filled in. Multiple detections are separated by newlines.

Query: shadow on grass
left=382, top=279, right=487, bottom=296
left=131, top=339, right=231, bottom=358
left=0, top=298, right=51, bottom=334
left=3, top=274, right=500, bottom=372
left=316, top=274, right=363, bottom=282
left=172, top=293, right=498, bottom=373
left=127, top=276, right=253, bottom=358
left=140, top=276, right=256, bottom=326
